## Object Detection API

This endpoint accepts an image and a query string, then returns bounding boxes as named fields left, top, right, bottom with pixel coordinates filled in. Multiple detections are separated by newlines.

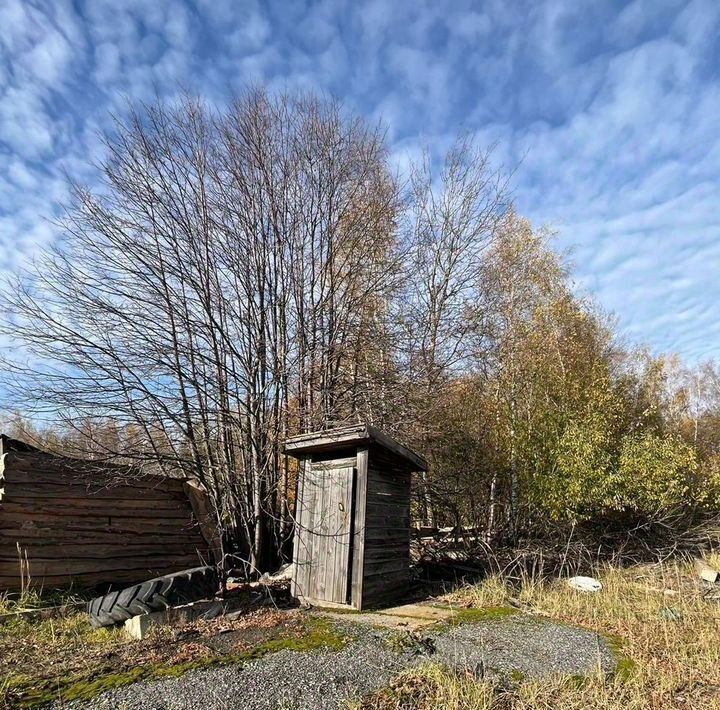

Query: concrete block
left=321, top=610, right=437, bottom=630
left=123, top=600, right=225, bottom=640
left=124, top=611, right=167, bottom=640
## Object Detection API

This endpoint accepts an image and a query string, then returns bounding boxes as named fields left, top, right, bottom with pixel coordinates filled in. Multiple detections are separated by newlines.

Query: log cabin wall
left=0, top=436, right=212, bottom=592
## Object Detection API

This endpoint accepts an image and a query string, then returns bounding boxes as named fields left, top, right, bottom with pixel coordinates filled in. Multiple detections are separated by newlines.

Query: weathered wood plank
left=0, top=561, right=202, bottom=583
left=284, top=425, right=369, bottom=453
left=1, top=497, right=189, bottom=513
left=183, top=479, right=222, bottom=564
left=361, top=575, right=409, bottom=608
left=0, top=560, right=204, bottom=579
left=363, top=544, right=410, bottom=559
left=361, top=444, right=411, bottom=609
left=284, top=425, right=427, bottom=473
left=364, top=514, right=411, bottom=528
left=292, top=456, right=313, bottom=600
left=0, top=568, right=187, bottom=589
left=331, top=465, right=352, bottom=604
left=4, top=483, right=189, bottom=501
left=366, top=475, right=411, bottom=493
left=351, top=448, right=368, bottom=610
left=310, top=457, right=356, bottom=470
left=0, top=527, right=200, bottom=542
left=311, top=461, right=326, bottom=601
left=0, top=509, right=193, bottom=526
left=5, top=467, right=186, bottom=491
left=0, top=515, right=199, bottom=536
left=363, top=559, right=409, bottom=576
left=0, top=542, right=202, bottom=559
left=0, top=561, right=203, bottom=587
left=314, top=462, right=352, bottom=603
left=366, top=427, right=427, bottom=471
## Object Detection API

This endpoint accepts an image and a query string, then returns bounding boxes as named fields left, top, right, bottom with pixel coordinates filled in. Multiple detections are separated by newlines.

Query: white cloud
left=0, top=0, right=718, bottom=364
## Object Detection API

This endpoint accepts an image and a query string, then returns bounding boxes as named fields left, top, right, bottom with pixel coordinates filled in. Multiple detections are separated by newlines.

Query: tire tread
left=87, top=566, right=219, bottom=627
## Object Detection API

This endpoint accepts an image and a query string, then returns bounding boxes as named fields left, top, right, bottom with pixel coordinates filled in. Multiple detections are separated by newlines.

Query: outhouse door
left=300, top=458, right=355, bottom=604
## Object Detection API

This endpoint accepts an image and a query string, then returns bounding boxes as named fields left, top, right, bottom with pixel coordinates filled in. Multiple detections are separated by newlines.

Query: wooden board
left=312, top=461, right=353, bottom=604
left=350, top=447, right=368, bottom=610
left=284, top=424, right=427, bottom=472
left=291, top=456, right=312, bottom=599
left=3, top=485, right=189, bottom=502
left=293, top=457, right=354, bottom=605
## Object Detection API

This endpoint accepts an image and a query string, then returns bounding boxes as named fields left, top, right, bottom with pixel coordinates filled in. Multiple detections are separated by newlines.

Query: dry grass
left=3, top=556, right=719, bottom=708
left=360, top=555, right=720, bottom=710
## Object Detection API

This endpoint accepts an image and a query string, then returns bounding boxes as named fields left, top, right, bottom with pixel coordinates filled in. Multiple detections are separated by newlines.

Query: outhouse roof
left=283, top=423, right=428, bottom=471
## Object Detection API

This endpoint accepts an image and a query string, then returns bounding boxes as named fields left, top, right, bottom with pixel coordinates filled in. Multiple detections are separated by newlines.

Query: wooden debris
left=694, top=558, right=719, bottom=584
left=628, top=581, right=679, bottom=597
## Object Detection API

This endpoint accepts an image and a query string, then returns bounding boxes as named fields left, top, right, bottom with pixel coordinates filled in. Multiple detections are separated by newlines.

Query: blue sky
left=0, top=0, right=718, bottom=362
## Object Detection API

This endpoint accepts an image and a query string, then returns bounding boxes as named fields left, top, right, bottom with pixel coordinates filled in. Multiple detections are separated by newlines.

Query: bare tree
left=1, top=89, right=399, bottom=571
left=3, top=89, right=714, bottom=563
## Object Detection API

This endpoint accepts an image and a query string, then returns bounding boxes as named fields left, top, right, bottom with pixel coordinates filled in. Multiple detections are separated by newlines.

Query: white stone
left=268, top=563, right=293, bottom=581
left=695, top=558, right=719, bottom=584
left=567, top=576, right=602, bottom=593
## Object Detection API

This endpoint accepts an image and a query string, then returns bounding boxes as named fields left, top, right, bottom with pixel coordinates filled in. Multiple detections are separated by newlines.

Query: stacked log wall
left=0, top=440, right=211, bottom=591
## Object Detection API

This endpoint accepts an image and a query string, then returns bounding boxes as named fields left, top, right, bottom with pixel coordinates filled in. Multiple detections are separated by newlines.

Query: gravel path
left=432, top=615, right=615, bottom=679
left=78, top=625, right=413, bottom=710
left=72, top=615, right=616, bottom=709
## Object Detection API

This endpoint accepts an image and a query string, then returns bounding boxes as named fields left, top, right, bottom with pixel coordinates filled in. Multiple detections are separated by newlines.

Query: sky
left=0, top=0, right=718, bottom=363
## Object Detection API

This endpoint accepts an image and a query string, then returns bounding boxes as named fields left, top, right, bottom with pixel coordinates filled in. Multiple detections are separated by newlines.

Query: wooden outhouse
left=285, top=424, right=427, bottom=611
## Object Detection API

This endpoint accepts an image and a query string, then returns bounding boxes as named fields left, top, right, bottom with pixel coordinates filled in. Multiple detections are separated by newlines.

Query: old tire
left=87, top=566, right=220, bottom=628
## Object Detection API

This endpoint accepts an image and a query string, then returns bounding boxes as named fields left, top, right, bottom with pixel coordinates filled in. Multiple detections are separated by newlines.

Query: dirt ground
left=2, top=557, right=719, bottom=709
left=0, top=601, right=318, bottom=707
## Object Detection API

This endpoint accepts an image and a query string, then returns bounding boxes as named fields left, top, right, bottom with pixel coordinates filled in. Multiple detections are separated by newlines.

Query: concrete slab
left=124, top=613, right=160, bottom=640
left=320, top=611, right=438, bottom=631
left=375, top=604, right=456, bottom=621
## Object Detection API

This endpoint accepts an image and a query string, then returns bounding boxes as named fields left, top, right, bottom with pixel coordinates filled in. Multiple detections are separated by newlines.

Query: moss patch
left=6, top=616, right=349, bottom=708
left=382, top=630, right=437, bottom=656
left=602, top=633, right=635, bottom=681
left=424, top=604, right=521, bottom=628
left=241, top=616, right=348, bottom=658
left=13, top=661, right=214, bottom=707
left=317, top=605, right=361, bottom=615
